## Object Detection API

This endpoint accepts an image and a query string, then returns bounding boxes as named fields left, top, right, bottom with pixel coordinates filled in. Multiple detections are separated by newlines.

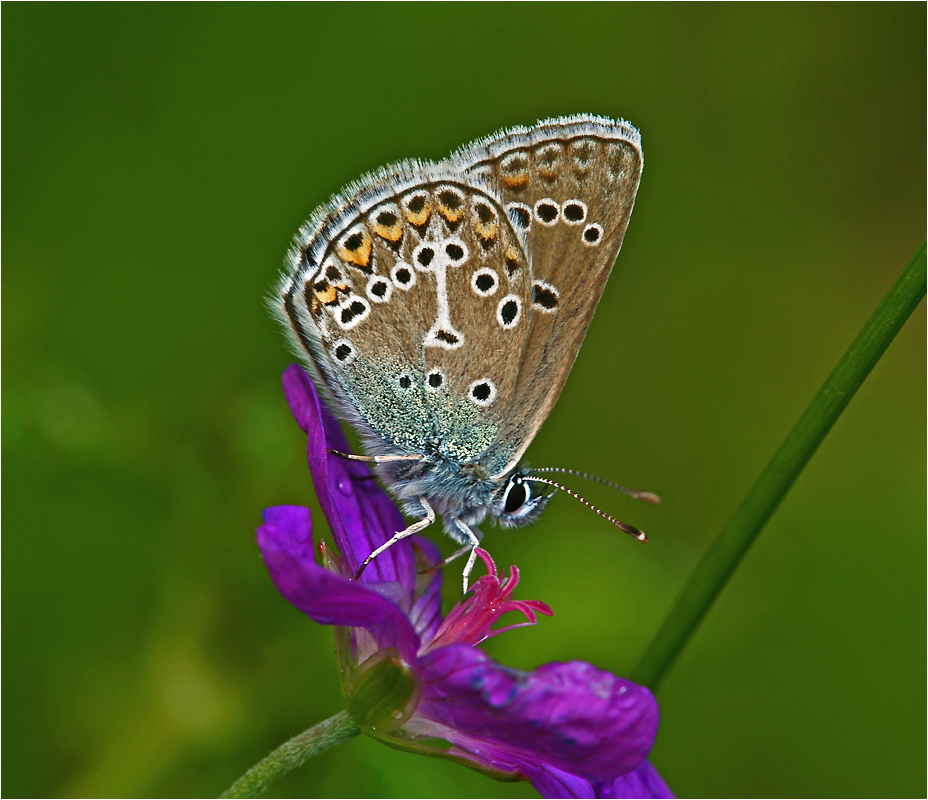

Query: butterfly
left=274, top=114, right=653, bottom=590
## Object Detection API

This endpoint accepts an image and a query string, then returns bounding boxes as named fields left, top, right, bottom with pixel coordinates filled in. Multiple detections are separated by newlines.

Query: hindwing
left=276, top=165, right=535, bottom=475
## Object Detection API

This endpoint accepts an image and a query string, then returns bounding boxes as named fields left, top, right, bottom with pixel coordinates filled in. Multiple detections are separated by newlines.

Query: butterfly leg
left=452, top=520, right=483, bottom=594
left=417, top=542, right=472, bottom=577
left=355, top=497, right=435, bottom=580
left=327, top=448, right=424, bottom=464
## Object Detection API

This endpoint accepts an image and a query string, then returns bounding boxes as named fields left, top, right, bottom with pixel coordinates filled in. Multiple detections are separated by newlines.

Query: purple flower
left=256, top=364, right=673, bottom=798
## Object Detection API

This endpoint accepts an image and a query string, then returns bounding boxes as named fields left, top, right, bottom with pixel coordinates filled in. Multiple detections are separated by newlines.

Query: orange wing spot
left=436, top=190, right=465, bottom=223
left=337, top=231, right=372, bottom=267
left=313, top=285, right=339, bottom=305
left=372, top=221, right=403, bottom=242
left=474, top=219, right=498, bottom=241
left=371, top=209, right=404, bottom=242
left=502, top=173, right=530, bottom=189
left=473, top=203, right=498, bottom=241
left=438, top=204, right=464, bottom=223
left=402, top=203, right=431, bottom=227
left=504, top=246, right=522, bottom=277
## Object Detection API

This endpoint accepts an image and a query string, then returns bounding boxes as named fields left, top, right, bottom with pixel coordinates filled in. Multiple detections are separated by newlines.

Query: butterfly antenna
left=531, top=467, right=661, bottom=505
left=525, top=475, right=648, bottom=542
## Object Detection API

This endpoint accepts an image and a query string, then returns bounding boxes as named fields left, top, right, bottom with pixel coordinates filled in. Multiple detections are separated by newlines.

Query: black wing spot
left=563, top=202, right=585, bottom=222
left=370, top=280, right=388, bottom=298
left=446, top=243, right=464, bottom=261
left=476, top=274, right=495, bottom=292
left=532, top=284, right=559, bottom=310
left=428, top=371, right=444, bottom=388
left=536, top=202, right=558, bottom=224
left=501, top=300, right=518, bottom=325
left=395, top=267, right=412, bottom=285
left=438, top=189, right=462, bottom=210
left=341, top=300, right=366, bottom=324
left=471, top=382, right=491, bottom=401
left=335, top=343, right=352, bottom=361
left=398, top=374, right=412, bottom=389
left=344, top=232, right=364, bottom=251
left=417, top=247, right=434, bottom=267
left=583, top=225, right=601, bottom=243
left=435, top=329, right=459, bottom=345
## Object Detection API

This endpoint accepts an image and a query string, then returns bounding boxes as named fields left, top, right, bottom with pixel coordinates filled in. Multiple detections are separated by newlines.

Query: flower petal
left=514, top=761, right=673, bottom=798
left=257, top=505, right=420, bottom=661
left=521, top=764, right=594, bottom=798
left=593, top=761, right=674, bottom=799
left=406, top=536, right=445, bottom=642
left=281, top=365, right=416, bottom=594
left=409, top=646, right=659, bottom=783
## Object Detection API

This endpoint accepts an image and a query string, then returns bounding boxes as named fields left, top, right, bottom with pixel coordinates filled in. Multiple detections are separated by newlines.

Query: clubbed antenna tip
left=525, top=475, right=648, bottom=542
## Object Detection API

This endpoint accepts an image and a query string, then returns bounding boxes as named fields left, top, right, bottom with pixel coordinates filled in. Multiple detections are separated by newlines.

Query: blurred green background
left=4, top=4, right=924, bottom=798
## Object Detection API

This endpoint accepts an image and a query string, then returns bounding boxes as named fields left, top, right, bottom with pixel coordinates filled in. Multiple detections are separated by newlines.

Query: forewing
left=454, top=115, right=643, bottom=476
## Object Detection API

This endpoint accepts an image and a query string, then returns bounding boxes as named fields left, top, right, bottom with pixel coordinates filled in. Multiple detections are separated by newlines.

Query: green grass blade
left=633, top=242, right=926, bottom=690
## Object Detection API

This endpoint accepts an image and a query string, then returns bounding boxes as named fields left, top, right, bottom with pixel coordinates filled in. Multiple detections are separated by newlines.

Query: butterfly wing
left=275, top=163, right=536, bottom=477
left=453, top=115, right=643, bottom=477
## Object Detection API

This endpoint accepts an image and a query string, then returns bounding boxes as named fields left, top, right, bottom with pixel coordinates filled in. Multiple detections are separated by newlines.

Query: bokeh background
left=4, top=4, right=925, bottom=798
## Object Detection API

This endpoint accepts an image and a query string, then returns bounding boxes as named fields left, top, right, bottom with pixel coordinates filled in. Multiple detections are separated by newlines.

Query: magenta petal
left=257, top=505, right=420, bottom=661
left=514, top=761, right=673, bottom=799
left=595, top=761, right=674, bottom=799
left=406, top=535, right=445, bottom=642
left=281, top=365, right=415, bottom=593
left=414, top=646, right=658, bottom=783
left=521, top=764, right=598, bottom=798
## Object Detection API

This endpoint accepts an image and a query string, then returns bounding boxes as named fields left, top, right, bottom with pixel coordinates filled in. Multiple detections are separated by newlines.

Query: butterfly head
left=493, top=468, right=554, bottom=528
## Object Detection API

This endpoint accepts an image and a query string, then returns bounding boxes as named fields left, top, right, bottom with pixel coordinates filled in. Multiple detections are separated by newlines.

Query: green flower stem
left=633, top=242, right=927, bottom=690
left=221, top=710, right=361, bottom=798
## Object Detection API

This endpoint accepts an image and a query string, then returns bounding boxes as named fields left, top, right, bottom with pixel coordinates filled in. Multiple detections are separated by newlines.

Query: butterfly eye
left=503, top=479, right=528, bottom=514
left=498, top=475, right=550, bottom=527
